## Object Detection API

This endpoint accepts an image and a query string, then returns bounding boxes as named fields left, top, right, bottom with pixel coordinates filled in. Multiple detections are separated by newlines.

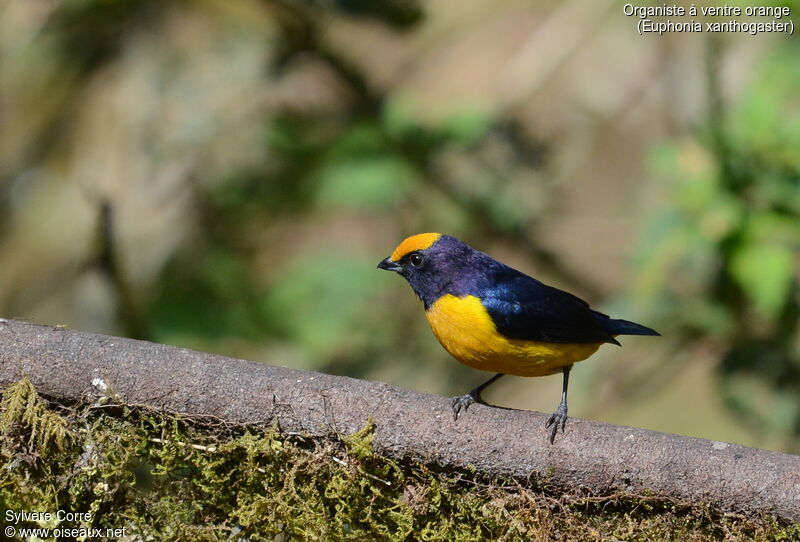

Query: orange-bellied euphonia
left=378, top=233, right=659, bottom=443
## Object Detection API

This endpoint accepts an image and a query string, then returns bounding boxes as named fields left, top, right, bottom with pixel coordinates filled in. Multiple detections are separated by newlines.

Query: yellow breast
left=425, top=294, right=602, bottom=377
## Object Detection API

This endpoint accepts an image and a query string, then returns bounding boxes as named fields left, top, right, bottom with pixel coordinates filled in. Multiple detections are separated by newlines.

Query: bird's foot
left=545, top=403, right=568, bottom=444
left=451, top=391, right=483, bottom=422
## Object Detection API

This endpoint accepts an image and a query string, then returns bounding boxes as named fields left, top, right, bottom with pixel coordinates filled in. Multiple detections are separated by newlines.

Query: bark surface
left=1, top=320, right=797, bottom=522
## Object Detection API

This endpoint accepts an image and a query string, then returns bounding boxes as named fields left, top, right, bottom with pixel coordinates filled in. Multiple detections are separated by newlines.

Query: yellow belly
left=425, top=294, right=603, bottom=377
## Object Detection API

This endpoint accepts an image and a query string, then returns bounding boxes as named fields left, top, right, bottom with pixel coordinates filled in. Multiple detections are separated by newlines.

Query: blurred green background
left=1, top=0, right=798, bottom=452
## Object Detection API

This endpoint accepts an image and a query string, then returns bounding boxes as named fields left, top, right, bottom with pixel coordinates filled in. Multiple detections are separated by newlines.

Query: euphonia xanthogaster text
left=378, top=233, right=659, bottom=443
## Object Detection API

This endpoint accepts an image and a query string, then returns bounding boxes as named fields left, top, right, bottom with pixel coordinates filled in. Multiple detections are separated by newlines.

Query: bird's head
left=378, top=233, right=472, bottom=307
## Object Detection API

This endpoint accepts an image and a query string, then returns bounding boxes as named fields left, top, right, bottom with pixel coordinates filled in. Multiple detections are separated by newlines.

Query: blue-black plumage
left=378, top=232, right=660, bottom=443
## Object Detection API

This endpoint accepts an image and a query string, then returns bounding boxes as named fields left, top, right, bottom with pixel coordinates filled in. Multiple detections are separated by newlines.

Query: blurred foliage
left=633, top=41, right=800, bottom=450
left=1, top=0, right=557, bottom=379
left=0, top=0, right=799, bottom=453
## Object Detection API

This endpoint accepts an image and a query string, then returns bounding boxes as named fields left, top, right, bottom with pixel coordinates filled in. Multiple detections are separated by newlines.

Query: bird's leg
left=451, top=373, right=504, bottom=421
left=546, top=365, right=572, bottom=444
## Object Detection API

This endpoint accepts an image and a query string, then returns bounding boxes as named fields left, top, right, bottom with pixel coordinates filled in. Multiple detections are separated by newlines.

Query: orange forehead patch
left=390, top=233, right=442, bottom=261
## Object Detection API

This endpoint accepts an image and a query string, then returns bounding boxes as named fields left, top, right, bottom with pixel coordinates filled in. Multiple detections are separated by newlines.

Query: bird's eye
left=409, top=253, right=424, bottom=267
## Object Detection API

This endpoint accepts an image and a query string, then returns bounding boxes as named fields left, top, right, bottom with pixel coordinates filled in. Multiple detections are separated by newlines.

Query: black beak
left=377, top=257, right=402, bottom=272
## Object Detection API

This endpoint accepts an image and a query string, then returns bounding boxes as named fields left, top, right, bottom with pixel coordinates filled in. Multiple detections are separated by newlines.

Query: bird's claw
left=545, top=404, right=568, bottom=444
left=451, top=391, right=485, bottom=422
left=451, top=394, right=474, bottom=421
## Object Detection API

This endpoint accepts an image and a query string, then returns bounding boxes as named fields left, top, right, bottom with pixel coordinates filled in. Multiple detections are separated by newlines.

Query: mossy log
left=1, top=320, right=798, bottom=523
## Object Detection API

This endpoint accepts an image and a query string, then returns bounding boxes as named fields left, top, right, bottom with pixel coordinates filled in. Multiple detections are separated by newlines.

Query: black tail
left=604, top=317, right=660, bottom=336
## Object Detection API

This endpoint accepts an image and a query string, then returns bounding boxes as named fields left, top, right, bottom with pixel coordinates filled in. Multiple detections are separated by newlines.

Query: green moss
left=0, top=379, right=797, bottom=541
left=0, top=378, right=72, bottom=454
left=341, top=416, right=376, bottom=460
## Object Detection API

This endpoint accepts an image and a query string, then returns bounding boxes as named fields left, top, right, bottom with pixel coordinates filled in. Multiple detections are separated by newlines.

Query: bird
left=377, top=233, right=659, bottom=443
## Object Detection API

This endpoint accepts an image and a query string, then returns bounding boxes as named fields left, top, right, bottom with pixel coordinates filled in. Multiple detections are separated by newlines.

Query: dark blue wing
left=476, top=265, right=618, bottom=345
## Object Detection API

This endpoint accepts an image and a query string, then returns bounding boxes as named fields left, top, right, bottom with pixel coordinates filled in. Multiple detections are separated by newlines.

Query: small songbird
left=378, top=233, right=659, bottom=443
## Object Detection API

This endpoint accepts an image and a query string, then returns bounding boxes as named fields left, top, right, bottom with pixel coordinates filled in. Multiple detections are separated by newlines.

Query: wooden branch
left=1, top=320, right=798, bottom=522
